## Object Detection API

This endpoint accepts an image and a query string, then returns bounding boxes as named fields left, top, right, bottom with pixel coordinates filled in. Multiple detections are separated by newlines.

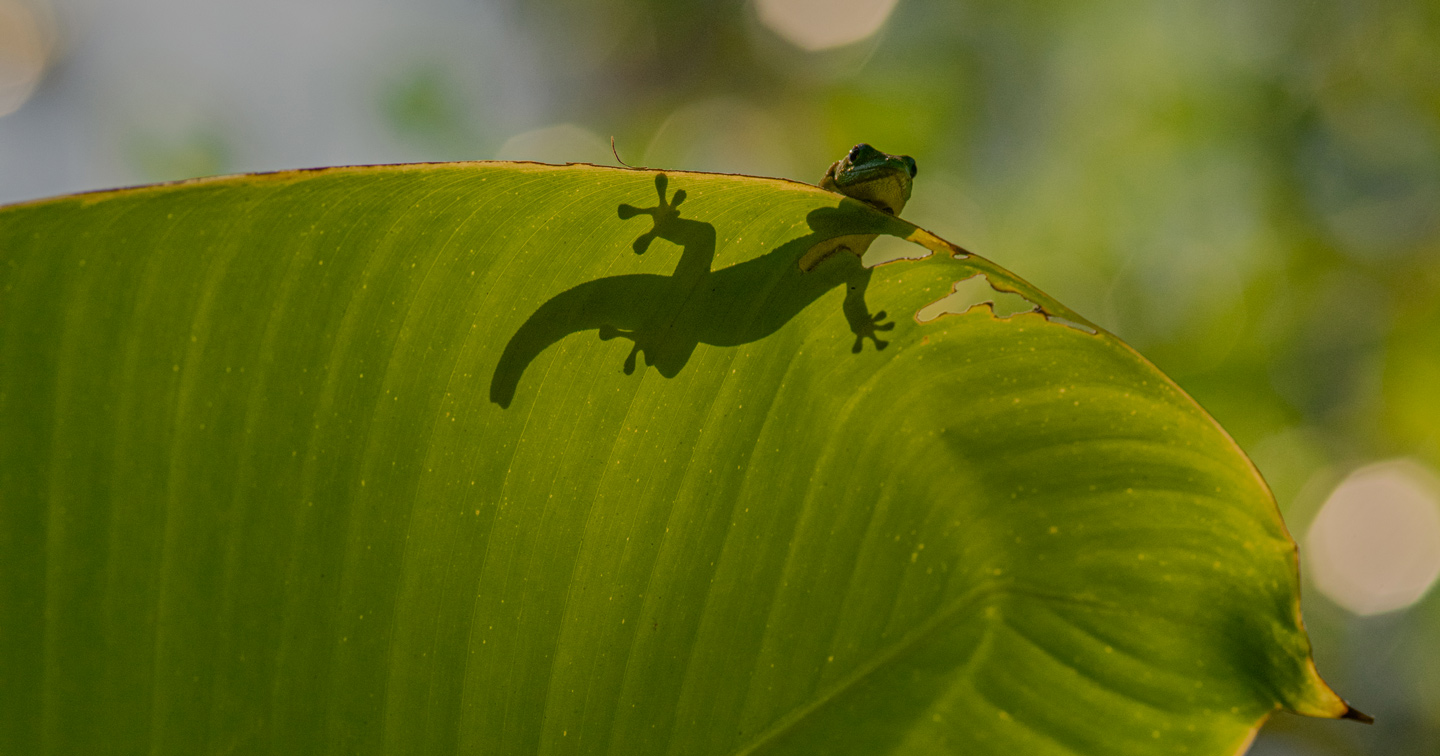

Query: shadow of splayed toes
left=489, top=173, right=909, bottom=408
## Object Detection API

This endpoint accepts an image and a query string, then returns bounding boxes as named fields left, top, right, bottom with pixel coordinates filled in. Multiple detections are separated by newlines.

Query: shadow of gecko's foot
left=619, top=174, right=687, bottom=256
left=852, top=310, right=895, bottom=353
left=598, top=324, right=644, bottom=374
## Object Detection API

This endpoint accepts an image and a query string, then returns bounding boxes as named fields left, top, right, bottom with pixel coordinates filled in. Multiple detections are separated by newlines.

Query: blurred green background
left=2, top=0, right=1437, bottom=753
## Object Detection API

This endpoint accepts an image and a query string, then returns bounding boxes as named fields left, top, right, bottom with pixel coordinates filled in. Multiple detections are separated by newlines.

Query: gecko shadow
left=490, top=173, right=911, bottom=408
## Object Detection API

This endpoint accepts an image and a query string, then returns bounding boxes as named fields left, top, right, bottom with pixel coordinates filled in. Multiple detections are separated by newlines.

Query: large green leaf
left=0, top=162, right=1356, bottom=755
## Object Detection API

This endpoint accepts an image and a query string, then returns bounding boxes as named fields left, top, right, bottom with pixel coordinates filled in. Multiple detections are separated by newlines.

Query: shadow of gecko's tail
left=490, top=274, right=665, bottom=408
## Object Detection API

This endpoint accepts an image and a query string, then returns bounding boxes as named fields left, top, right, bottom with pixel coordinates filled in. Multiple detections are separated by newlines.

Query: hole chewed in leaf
left=910, top=255, right=1100, bottom=334
left=797, top=212, right=1100, bottom=336
left=862, top=234, right=935, bottom=267
left=798, top=216, right=938, bottom=272
left=1042, top=315, right=1098, bottom=334
left=916, top=273, right=1040, bottom=323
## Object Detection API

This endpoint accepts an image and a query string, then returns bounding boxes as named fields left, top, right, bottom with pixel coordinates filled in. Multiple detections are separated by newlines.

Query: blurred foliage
left=381, top=65, right=482, bottom=158
left=126, top=129, right=231, bottom=184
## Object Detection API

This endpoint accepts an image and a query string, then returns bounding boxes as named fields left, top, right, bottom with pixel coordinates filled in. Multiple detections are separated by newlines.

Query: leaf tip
left=1340, top=705, right=1374, bottom=724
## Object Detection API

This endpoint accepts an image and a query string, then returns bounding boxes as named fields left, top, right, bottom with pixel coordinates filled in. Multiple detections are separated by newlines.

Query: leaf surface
left=0, top=162, right=1351, bottom=755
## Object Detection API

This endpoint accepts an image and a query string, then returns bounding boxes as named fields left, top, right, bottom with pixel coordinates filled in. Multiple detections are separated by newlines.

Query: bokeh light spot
left=1306, top=459, right=1440, bottom=616
left=754, top=0, right=900, bottom=52
left=0, top=0, right=50, bottom=118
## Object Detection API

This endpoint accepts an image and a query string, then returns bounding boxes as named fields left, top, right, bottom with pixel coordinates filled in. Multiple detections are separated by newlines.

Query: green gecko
left=801, top=143, right=917, bottom=272
left=820, top=143, right=917, bottom=216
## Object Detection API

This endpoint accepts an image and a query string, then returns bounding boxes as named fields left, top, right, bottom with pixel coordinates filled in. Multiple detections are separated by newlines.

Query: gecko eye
left=848, top=145, right=863, bottom=160
left=903, top=156, right=917, bottom=177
